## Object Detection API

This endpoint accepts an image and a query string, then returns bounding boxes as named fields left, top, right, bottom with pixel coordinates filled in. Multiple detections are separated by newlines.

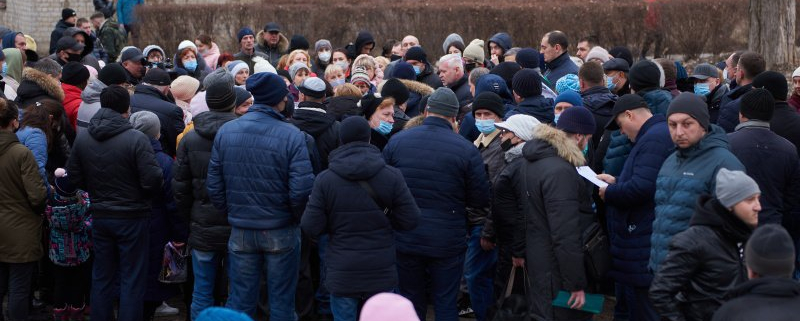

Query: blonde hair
left=287, top=50, right=311, bottom=67
left=334, top=83, right=362, bottom=98
left=324, top=64, right=345, bottom=78
left=374, top=56, right=390, bottom=72
left=353, top=54, right=376, bottom=71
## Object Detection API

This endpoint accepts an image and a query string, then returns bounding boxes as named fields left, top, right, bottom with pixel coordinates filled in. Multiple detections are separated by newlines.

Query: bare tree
left=749, top=0, right=796, bottom=70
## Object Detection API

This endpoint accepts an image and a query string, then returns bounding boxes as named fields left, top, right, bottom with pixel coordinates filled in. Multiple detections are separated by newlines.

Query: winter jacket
left=543, top=51, right=579, bottom=85
left=399, top=79, right=434, bottom=118
left=416, top=61, right=443, bottom=89
left=506, top=95, right=555, bottom=124
left=66, top=108, right=163, bottom=218
left=94, top=0, right=115, bottom=18
left=201, top=42, right=221, bottom=70
left=448, top=75, right=472, bottom=107
left=46, top=191, right=91, bottom=267
left=145, top=138, right=186, bottom=302
left=728, top=120, right=800, bottom=237
left=207, top=104, right=314, bottom=230
left=488, top=33, right=512, bottom=54
left=233, top=50, right=269, bottom=73
left=0, top=131, right=47, bottom=263
left=255, top=30, right=289, bottom=66
left=290, top=102, right=340, bottom=170
left=650, top=125, right=744, bottom=271
left=604, top=115, right=674, bottom=287
left=131, top=84, right=185, bottom=157
left=15, top=126, right=48, bottom=185
left=705, top=83, right=730, bottom=123
left=383, top=116, right=490, bottom=258
left=712, top=277, right=800, bottom=321
left=76, top=79, right=106, bottom=134
left=771, top=101, right=800, bottom=156
left=327, top=96, right=360, bottom=121
left=717, top=84, right=752, bottom=133
left=173, top=111, right=237, bottom=252
left=581, top=86, right=617, bottom=148
left=516, top=125, right=595, bottom=321
left=49, top=20, right=74, bottom=54
left=491, top=143, right=527, bottom=253
left=117, top=0, right=143, bottom=26
left=62, top=83, right=83, bottom=130
left=466, top=130, right=504, bottom=229
left=650, top=195, right=751, bottom=321
left=601, top=88, right=670, bottom=176
left=98, top=19, right=127, bottom=62
left=15, top=68, right=65, bottom=107
left=301, top=142, right=419, bottom=296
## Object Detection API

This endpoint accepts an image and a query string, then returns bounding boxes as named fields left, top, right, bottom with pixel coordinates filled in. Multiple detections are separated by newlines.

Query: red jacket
left=62, top=83, right=83, bottom=130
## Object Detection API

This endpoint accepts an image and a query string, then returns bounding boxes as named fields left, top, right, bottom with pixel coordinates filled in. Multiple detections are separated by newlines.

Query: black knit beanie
left=740, top=88, right=775, bottom=121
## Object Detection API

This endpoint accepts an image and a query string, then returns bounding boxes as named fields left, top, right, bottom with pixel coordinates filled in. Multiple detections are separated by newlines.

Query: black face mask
left=500, top=139, right=515, bottom=152
left=464, top=63, right=476, bottom=73
left=390, top=54, right=402, bottom=62
left=67, top=53, right=82, bottom=62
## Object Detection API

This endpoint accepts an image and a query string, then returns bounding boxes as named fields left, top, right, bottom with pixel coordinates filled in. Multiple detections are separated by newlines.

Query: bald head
left=401, top=35, right=419, bottom=56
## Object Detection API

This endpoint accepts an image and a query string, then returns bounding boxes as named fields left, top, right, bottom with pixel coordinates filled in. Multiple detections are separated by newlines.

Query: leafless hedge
left=135, top=0, right=748, bottom=61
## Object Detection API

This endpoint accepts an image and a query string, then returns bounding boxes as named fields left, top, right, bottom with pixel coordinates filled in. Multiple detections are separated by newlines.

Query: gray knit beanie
left=129, top=111, right=161, bottom=139
left=715, top=168, right=760, bottom=208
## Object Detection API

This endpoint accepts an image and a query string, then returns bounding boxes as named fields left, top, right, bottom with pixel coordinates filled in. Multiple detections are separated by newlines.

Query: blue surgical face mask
left=413, top=66, right=421, bottom=76
left=184, top=60, right=198, bottom=72
left=475, top=119, right=496, bottom=134
left=376, top=120, right=393, bottom=135
left=694, top=83, right=711, bottom=96
left=554, top=113, right=560, bottom=124
left=606, top=76, right=615, bottom=90
left=1, top=62, right=6, bottom=75
left=331, top=79, right=345, bottom=87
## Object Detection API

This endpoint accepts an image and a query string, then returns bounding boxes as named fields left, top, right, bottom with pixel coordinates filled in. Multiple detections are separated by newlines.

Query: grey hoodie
left=76, top=78, right=108, bottom=134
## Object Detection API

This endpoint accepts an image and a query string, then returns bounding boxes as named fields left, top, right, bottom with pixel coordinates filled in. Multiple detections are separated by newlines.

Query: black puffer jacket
left=289, top=102, right=340, bottom=170
left=649, top=195, right=751, bottom=321
left=67, top=108, right=163, bottom=218
left=173, top=111, right=237, bottom=252
left=513, top=125, right=595, bottom=321
left=712, top=277, right=800, bottom=321
left=131, top=84, right=185, bottom=157
left=301, top=142, right=419, bottom=296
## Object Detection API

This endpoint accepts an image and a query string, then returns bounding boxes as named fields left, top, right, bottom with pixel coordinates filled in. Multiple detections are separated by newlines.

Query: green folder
left=552, top=290, right=605, bottom=314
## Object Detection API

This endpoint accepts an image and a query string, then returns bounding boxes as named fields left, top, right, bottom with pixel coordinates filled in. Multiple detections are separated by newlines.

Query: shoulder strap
left=357, top=180, right=389, bottom=215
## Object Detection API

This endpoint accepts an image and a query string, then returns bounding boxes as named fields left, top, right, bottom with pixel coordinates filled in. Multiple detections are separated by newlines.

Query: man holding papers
left=596, top=94, right=674, bottom=321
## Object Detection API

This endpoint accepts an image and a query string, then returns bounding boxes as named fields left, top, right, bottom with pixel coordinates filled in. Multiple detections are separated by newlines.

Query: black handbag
left=493, top=266, right=532, bottom=321
left=582, top=221, right=611, bottom=281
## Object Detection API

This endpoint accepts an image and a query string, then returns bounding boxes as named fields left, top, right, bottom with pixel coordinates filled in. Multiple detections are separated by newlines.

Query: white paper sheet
left=576, top=166, right=609, bottom=188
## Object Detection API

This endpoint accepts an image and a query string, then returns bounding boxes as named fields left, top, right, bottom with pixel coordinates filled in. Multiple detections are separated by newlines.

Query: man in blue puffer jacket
left=597, top=94, right=674, bottom=321
left=601, top=59, right=671, bottom=176
left=207, top=72, right=315, bottom=319
left=384, top=87, right=491, bottom=321
left=649, top=92, right=744, bottom=272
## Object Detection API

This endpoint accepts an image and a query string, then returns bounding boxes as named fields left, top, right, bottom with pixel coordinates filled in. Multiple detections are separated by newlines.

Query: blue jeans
left=397, top=252, right=465, bottom=321
left=191, top=249, right=227, bottom=320
left=615, top=283, right=659, bottom=321
left=316, top=235, right=331, bottom=315
left=91, top=218, right=149, bottom=321
left=330, top=295, right=360, bottom=321
left=225, top=226, right=301, bottom=321
left=464, top=225, right=498, bottom=321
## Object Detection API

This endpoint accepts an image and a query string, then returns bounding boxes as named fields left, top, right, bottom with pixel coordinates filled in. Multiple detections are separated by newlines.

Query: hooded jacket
left=76, top=78, right=106, bottom=134
left=15, top=68, right=65, bottom=107
left=130, top=84, right=185, bottom=157
left=399, top=79, right=434, bottom=118
left=62, top=83, right=83, bottom=129
left=255, top=30, right=289, bottom=66
left=301, top=142, right=419, bottom=296
left=383, top=116, right=490, bottom=258
left=712, top=277, right=800, bottom=321
left=650, top=125, right=744, bottom=271
left=506, top=95, right=555, bottom=124
left=290, top=102, right=341, bottom=170
left=206, top=104, right=314, bottom=230
left=515, top=125, right=595, bottom=321
left=488, top=32, right=512, bottom=54
left=416, top=60, right=443, bottom=90
left=67, top=108, right=163, bottom=218
left=581, top=85, right=617, bottom=147
left=60, top=27, right=101, bottom=70
left=728, top=120, right=800, bottom=235
left=717, top=84, right=752, bottom=133
left=543, top=51, right=579, bottom=85
left=49, top=20, right=74, bottom=54
left=650, top=195, right=751, bottom=321
left=0, top=131, right=47, bottom=263
left=604, top=115, right=674, bottom=287
left=173, top=111, right=237, bottom=252
left=201, top=42, right=221, bottom=70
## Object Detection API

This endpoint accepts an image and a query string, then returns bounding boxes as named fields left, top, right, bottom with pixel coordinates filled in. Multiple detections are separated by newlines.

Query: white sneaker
left=154, top=302, right=179, bottom=316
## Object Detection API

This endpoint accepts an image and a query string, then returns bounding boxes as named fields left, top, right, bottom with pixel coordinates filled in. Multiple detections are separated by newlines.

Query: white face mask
left=319, top=51, right=331, bottom=63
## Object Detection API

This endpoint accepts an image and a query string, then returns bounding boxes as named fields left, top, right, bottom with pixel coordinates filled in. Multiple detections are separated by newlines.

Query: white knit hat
left=585, top=46, right=610, bottom=63
left=792, top=66, right=800, bottom=78
left=494, top=114, right=541, bottom=141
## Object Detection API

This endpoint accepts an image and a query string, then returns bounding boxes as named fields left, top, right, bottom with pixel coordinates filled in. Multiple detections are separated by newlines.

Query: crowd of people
left=1, top=3, right=800, bottom=321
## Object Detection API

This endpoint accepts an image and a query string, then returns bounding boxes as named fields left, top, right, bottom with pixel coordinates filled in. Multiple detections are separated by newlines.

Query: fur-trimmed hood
left=16, top=67, right=65, bottom=104
left=399, top=79, right=434, bottom=96
left=523, top=124, right=585, bottom=166
left=256, top=30, right=289, bottom=53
